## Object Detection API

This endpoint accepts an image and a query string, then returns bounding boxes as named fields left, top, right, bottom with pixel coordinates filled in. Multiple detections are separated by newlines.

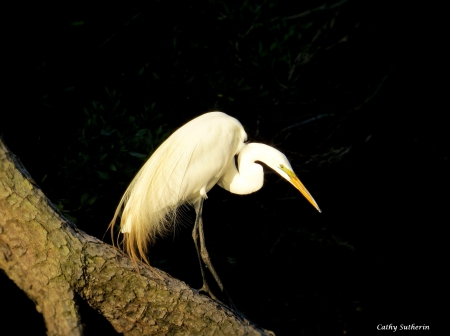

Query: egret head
left=249, top=143, right=321, bottom=213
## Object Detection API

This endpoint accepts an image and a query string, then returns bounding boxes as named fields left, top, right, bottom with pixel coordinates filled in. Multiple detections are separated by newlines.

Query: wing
left=118, top=112, right=247, bottom=238
left=168, top=112, right=248, bottom=204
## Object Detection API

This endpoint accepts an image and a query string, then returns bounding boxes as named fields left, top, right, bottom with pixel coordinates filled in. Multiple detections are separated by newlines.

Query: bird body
left=110, top=111, right=320, bottom=292
left=119, top=112, right=245, bottom=228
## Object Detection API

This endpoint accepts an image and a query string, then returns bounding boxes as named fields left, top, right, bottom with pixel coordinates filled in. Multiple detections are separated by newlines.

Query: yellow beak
left=280, top=165, right=321, bottom=213
left=290, top=175, right=322, bottom=213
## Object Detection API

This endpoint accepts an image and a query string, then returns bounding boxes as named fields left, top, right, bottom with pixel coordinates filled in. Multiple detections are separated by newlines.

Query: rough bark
left=0, top=139, right=274, bottom=336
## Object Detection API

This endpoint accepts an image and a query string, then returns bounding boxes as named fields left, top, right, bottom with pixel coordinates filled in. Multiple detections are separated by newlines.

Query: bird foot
left=194, top=285, right=241, bottom=316
left=195, top=284, right=222, bottom=303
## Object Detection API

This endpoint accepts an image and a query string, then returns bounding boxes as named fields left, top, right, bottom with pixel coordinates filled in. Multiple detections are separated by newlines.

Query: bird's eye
left=279, top=164, right=285, bottom=169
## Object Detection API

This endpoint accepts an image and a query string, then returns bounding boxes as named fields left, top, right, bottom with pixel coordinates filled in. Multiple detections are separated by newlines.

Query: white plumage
left=110, top=112, right=320, bottom=295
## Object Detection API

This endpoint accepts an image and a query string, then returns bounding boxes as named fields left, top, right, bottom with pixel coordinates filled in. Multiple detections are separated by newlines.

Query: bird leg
left=192, top=199, right=224, bottom=295
left=192, top=199, right=239, bottom=311
left=192, top=211, right=217, bottom=300
left=198, top=211, right=225, bottom=292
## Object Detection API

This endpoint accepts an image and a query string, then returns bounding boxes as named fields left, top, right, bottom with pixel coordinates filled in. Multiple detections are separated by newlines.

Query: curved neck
left=218, top=143, right=274, bottom=195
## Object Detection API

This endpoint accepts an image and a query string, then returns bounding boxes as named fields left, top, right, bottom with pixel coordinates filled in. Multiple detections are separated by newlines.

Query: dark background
left=1, top=1, right=446, bottom=335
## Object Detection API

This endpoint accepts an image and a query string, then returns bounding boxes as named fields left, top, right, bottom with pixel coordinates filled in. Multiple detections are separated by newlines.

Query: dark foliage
left=1, top=0, right=445, bottom=334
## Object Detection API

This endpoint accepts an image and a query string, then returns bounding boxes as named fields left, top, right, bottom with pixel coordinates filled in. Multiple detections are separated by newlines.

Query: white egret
left=110, top=112, right=321, bottom=298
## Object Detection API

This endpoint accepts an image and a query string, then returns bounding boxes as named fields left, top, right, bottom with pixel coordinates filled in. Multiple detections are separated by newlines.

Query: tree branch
left=0, top=138, right=274, bottom=336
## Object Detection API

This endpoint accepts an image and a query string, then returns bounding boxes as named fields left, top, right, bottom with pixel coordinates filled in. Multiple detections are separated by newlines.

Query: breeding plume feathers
left=109, top=112, right=247, bottom=265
